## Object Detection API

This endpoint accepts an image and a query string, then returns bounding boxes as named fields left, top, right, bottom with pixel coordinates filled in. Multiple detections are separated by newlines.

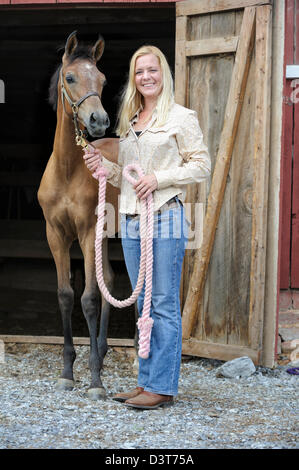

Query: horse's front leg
left=80, top=231, right=106, bottom=400
left=46, top=224, right=76, bottom=391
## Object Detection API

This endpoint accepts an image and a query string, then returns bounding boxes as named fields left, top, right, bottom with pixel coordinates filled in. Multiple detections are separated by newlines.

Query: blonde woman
left=83, top=45, right=211, bottom=409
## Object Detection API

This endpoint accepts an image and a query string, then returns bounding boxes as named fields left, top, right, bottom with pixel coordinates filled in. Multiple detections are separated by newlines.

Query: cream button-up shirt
left=102, top=102, right=211, bottom=215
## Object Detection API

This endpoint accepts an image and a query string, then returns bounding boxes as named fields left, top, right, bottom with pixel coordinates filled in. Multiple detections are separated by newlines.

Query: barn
left=0, top=0, right=296, bottom=368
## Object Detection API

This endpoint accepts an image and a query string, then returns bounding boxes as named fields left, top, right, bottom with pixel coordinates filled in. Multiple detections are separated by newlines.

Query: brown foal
left=38, top=31, right=119, bottom=399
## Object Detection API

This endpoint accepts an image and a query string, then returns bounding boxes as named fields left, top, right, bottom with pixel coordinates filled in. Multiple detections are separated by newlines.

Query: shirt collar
left=128, top=107, right=158, bottom=135
left=130, top=106, right=143, bottom=125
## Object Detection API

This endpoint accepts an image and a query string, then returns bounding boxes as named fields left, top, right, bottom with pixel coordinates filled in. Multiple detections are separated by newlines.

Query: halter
left=60, top=68, right=101, bottom=148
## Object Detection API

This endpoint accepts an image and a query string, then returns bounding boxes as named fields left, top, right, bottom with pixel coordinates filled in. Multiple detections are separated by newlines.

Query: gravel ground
left=0, top=343, right=298, bottom=450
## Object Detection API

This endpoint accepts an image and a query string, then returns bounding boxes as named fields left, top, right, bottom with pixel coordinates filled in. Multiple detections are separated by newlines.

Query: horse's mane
left=48, top=65, right=61, bottom=111
left=48, top=46, right=96, bottom=111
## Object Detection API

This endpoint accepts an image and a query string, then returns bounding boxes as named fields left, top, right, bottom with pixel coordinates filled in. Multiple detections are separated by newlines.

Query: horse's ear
left=65, top=31, right=78, bottom=57
left=91, top=36, right=105, bottom=63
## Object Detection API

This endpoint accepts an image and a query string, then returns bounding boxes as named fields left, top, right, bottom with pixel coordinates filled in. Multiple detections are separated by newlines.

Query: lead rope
left=92, top=163, right=154, bottom=360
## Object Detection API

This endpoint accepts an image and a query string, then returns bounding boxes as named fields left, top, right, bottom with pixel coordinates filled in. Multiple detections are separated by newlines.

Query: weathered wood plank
left=175, top=15, right=188, bottom=106
left=177, top=0, right=272, bottom=17
left=248, top=5, right=272, bottom=350
left=182, top=338, right=260, bottom=364
left=182, top=7, right=256, bottom=339
left=262, top=0, right=284, bottom=367
left=0, top=335, right=134, bottom=347
left=235, top=9, right=244, bottom=34
left=181, top=12, right=211, bottom=330
left=197, top=10, right=237, bottom=344
left=227, top=55, right=256, bottom=345
left=186, top=35, right=239, bottom=56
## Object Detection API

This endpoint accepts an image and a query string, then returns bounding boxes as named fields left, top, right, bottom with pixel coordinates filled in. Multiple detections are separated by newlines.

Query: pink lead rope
left=92, top=163, right=154, bottom=360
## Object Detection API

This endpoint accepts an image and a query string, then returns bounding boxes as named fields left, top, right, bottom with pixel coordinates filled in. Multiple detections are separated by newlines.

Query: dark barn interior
left=0, top=6, right=175, bottom=338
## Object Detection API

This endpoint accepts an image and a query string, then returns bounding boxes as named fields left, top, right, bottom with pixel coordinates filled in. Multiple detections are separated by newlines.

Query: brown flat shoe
left=124, top=391, right=174, bottom=410
left=112, top=386, right=144, bottom=403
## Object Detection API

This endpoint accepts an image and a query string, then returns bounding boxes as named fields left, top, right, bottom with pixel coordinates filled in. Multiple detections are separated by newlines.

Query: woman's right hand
left=83, top=145, right=103, bottom=173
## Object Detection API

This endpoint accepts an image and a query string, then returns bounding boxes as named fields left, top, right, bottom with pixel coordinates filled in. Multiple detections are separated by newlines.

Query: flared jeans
left=121, top=204, right=188, bottom=396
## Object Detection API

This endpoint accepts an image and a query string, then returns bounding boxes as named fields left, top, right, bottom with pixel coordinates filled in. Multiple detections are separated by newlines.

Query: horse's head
left=60, top=31, right=110, bottom=138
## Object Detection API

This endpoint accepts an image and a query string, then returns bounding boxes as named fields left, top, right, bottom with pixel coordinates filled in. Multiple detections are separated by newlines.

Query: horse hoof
left=56, top=378, right=75, bottom=391
left=87, top=387, right=106, bottom=400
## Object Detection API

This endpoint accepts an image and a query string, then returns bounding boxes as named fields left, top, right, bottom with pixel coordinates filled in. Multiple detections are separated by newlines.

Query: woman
left=83, top=45, right=211, bottom=409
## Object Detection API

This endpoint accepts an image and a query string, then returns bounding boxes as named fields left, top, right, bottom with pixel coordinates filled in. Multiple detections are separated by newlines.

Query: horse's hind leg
left=46, top=224, right=76, bottom=391
left=80, top=232, right=106, bottom=400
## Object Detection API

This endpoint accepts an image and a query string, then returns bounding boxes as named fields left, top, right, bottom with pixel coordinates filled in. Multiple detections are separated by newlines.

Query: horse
left=38, top=31, right=119, bottom=400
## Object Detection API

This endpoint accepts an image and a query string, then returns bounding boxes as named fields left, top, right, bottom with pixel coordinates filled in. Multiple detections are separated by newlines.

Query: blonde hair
left=116, top=45, right=174, bottom=137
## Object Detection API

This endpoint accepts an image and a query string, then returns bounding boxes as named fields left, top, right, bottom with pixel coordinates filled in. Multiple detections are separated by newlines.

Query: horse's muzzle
left=88, top=111, right=110, bottom=137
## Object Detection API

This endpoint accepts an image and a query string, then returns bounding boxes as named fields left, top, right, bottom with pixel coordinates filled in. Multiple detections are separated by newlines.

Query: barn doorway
left=0, top=5, right=175, bottom=339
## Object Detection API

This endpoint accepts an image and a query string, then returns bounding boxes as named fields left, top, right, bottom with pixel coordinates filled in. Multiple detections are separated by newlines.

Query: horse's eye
left=66, top=75, right=75, bottom=84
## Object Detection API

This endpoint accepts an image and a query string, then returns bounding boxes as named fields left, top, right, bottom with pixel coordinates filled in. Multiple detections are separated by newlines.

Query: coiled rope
left=92, top=163, right=154, bottom=360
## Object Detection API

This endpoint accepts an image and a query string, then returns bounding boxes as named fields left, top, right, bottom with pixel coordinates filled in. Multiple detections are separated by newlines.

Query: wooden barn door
left=175, top=0, right=272, bottom=364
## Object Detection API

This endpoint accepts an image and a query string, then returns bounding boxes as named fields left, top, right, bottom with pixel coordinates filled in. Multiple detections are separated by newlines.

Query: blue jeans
left=121, top=204, right=188, bottom=396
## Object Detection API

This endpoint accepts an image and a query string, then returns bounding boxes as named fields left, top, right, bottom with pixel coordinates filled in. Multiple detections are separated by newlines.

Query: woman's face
left=134, top=54, right=163, bottom=102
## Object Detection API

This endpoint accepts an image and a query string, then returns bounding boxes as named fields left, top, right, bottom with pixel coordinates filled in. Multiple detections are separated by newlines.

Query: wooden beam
left=182, top=338, right=260, bottom=364
left=182, top=7, right=256, bottom=339
left=248, top=4, right=272, bottom=350
left=177, top=0, right=272, bottom=17
left=175, top=15, right=188, bottom=107
left=262, top=0, right=284, bottom=367
left=186, top=36, right=239, bottom=57
left=0, top=335, right=135, bottom=347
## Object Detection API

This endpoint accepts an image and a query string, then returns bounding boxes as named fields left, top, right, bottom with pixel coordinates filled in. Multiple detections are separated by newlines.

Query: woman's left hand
left=134, top=174, right=158, bottom=200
